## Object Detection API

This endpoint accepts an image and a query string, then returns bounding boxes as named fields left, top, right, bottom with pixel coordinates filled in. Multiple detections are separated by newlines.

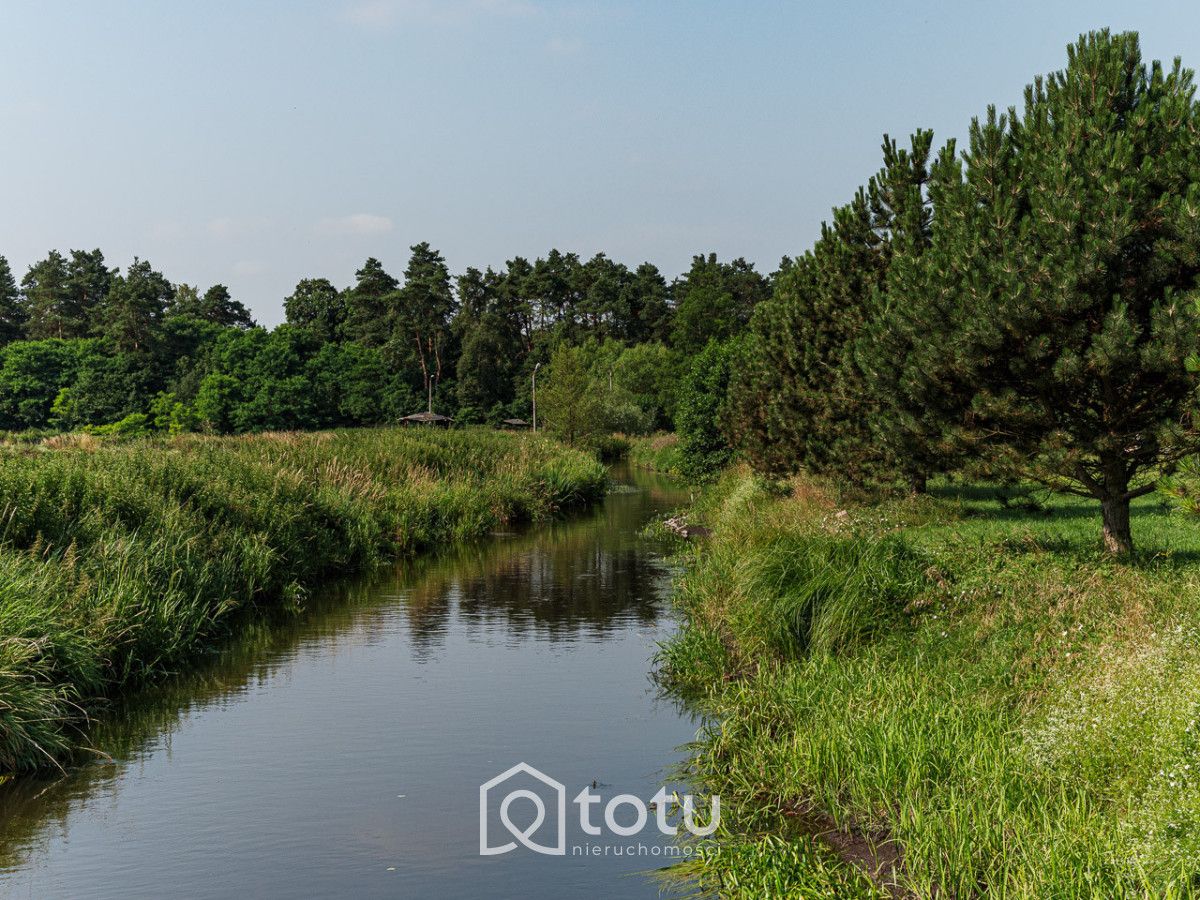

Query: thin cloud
left=342, top=0, right=537, bottom=28
left=344, top=0, right=396, bottom=26
left=315, top=213, right=395, bottom=236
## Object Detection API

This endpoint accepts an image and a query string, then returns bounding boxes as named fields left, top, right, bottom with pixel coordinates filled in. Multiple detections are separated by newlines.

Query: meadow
left=0, top=428, right=606, bottom=774
left=659, top=468, right=1200, bottom=897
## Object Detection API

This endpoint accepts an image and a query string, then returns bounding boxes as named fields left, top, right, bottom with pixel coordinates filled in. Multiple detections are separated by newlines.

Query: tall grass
left=0, top=427, right=606, bottom=773
left=628, top=433, right=685, bottom=477
left=662, top=468, right=1200, bottom=897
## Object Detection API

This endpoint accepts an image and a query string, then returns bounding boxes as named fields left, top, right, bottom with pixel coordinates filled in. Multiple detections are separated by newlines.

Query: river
left=0, top=463, right=700, bottom=899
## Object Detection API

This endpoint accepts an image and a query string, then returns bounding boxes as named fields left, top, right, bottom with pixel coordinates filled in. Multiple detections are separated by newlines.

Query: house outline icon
left=479, top=762, right=567, bottom=856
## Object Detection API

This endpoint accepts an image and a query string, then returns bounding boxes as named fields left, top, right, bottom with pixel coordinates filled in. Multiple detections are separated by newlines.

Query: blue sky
left=1, top=1, right=1196, bottom=326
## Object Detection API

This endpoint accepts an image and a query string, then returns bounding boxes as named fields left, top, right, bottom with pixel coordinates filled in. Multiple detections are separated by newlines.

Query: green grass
left=661, top=834, right=884, bottom=898
left=0, top=427, right=607, bottom=774
left=661, top=469, right=1200, bottom=897
left=628, top=432, right=686, bottom=478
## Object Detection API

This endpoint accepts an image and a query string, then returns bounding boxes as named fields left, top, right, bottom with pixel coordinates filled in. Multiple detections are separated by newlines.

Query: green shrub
left=676, top=339, right=739, bottom=479
left=83, top=412, right=152, bottom=437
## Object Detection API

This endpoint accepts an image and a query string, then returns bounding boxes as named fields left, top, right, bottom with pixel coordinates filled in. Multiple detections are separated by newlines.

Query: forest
left=0, top=243, right=767, bottom=441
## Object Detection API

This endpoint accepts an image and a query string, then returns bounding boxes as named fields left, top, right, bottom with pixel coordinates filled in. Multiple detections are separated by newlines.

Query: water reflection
left=0, top=463, right=695, bottom=899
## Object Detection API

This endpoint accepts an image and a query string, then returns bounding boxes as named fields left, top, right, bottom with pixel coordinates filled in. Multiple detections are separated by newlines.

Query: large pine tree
left=284, top=278, right=345, bottom=342
left=671, top=254, right=770, bottom=355
left=22, top=251, right=74, bottom=339
left=854, top=130, right=954, bottom=493
left=893, top=30, right=1200, bottom=553
left=455, top=267, right=522, bottom=420
left=198, top=285, right=255, bottom=329
left=66, top=249, right=112, bottom=336
left=0, top=256, right=27, bottom=346
left=100, top=258, right=173, bottom=353
left=340, top=258, right=399, bottom=347
left=729, top=132, right=940, bottom=487
left=393, top=243, right=456, bottom=413
left=729, top=192, right=883, bottom=477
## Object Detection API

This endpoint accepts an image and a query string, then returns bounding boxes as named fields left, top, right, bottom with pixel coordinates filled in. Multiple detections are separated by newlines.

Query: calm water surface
left=0, top=463, right=700, bottom=899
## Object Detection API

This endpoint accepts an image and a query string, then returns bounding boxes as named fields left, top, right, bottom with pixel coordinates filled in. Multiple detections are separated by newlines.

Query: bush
left=83, top=412, right=152, bottom=437
left=676, top=338, right=739, bottom=479
left=628, top=432, right=685, bottom=476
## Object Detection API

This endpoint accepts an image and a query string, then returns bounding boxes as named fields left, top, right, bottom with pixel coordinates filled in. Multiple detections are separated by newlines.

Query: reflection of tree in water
left=392, top=472, right=683, bottom=655
left=0, top=464, right=688, bottom=873
left=0, top=615, right=288, bottom=871
left=400, top=541, right=666, bottom=653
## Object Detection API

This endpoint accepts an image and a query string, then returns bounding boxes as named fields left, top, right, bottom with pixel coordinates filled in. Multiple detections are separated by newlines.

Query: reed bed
left=0, top=427, right=606, bottom=773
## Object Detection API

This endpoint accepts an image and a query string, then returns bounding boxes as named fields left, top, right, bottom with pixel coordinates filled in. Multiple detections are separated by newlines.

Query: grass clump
left=661, top=469, right=1200, bottom=897
left=0, top=427, right=606, bottom=773
left=628, top=432, right=686, bottom=478
left=664, top=834, right=884, bottom=898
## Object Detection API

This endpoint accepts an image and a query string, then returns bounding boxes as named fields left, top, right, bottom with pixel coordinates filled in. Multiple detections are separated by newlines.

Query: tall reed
left=0, top=428, right=607, bottom=773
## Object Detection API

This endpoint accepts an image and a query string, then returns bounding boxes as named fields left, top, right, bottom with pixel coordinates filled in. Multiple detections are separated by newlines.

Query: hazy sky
left=2, top=1, right=1196, bottom=326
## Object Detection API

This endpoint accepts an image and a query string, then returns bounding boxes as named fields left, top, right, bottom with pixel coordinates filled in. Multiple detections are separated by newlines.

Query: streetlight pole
left=532, top=362, right=541, bottom=433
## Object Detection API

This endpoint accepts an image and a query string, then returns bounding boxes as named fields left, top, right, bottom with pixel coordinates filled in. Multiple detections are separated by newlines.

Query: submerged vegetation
left=0, top=428, right=606, bottom=773
left=661, top=468, right=1200, bottom=896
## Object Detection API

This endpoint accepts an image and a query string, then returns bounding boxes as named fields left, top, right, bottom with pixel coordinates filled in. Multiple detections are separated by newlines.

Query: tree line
left=697, top=30, right=1200, bottom=554
left=4, top=29, right=1191, bottom=556
left=0, top=243, right=771, bottom=438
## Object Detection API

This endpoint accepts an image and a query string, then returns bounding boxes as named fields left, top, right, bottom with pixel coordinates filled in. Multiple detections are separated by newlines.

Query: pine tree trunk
left=908, top=471, right=928, bottom=495
left=1098, top=455, right=1134, bottom=556
left=1100, top=492, right=1133, bottom=555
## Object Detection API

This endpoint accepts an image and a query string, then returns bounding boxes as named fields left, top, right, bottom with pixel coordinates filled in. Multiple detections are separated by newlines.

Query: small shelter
left=500, top=418, right=530, bottom=430
left=400, top=412, right=453, bottom=427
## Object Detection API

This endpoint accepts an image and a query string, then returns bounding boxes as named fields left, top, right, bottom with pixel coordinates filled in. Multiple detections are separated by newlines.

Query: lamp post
left=532, top=362, right=541, bottom=433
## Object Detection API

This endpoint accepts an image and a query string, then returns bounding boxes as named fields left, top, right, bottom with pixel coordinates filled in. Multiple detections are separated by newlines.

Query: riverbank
left=627, top=432, right=685, bottom=478
left=661, top=468, right=1200, bottom=897
left=0, top=428, right=606, bottom=774
left=0, top=459, right=692, bottom=898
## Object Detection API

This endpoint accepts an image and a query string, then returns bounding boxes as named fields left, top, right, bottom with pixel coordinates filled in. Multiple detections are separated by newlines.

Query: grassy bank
left=663, top=469, right=1200, bottom=897
left=0, top=428, right=606, bottom=773
left=628, top=433, right=685, bottom=477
